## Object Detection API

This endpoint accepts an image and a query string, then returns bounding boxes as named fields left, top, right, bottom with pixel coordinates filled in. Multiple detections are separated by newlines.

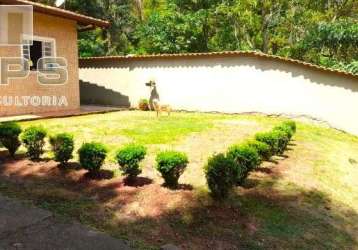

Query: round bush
left=155, top=151, right=189, bottom=188
left=21, top=126, right=47, bottom=160
left=255, top=132, right=280, bottom=155
left=272, top=130, right=290, bottom=154
left=116, top=144, right=147, bottom=181
left=204, top=153, right=239, bottom=199
left=0, top=122, right=22, bottom=157
left=273, top=123, right=294, bottom=140
left=282, top=120, right=296, bottom=133
left=49, top=133, right=74, bottom=166
left=227, top=144, right=260, bottom=185
left=244, top=140, right=272, bottom=161
left=78, top=142, right=107, bottom=174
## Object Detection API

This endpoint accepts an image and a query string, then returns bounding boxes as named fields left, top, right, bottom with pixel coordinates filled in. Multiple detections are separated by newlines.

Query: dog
left=145, top=80, right=172, bottom=117
left=152, top=99, right=172, bottom=117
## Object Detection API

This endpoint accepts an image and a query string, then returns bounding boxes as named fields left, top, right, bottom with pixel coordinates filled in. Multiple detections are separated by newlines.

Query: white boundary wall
left=79, top=56, right=358, bottom=135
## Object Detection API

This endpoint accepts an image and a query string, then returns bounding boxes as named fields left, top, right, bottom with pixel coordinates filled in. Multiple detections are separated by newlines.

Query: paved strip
left=0, top=195, right=131, bottom=250
left=0, top=105, right=127, bottom=123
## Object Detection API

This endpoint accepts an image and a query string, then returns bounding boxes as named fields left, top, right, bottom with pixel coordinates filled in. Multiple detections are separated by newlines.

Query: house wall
left=0, top=12, right=80, bottom=116
left=79, top=55, right=358, bottom=135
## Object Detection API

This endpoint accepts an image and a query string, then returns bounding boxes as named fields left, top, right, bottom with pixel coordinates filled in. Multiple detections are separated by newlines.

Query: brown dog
left=153, top=99, right=172, bottom=117
left=145, top=80, right=172, bottom=117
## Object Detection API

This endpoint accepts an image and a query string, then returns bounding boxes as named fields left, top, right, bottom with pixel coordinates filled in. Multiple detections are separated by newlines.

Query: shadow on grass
left=83, top=170, right=115, bottom=180
left=255, top=167, right=274, bottom=174
left=98, top=185, right=358, bottom=250
left=58, top=162, right=82, bottom=171
left=0, top=150, right=54, bottom=164
left=123, top=177, right=153, bottom=187
left=160, top=183, right=194, bottom=191
left=0, top=156, right=357, bottom=250
left=349, top=158, right=357, bottom=165
left=241, top=178, right=261, bottom=189
left=267, top=159, right=279, bottom=164
left=278, top=154, right=289, bottom=159
left=0, top=150, right=27, bottom=162
left=176, top=184, right=194, bottom=191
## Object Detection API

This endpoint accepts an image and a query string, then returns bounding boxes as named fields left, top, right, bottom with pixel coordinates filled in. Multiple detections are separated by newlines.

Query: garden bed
left=0, top=111, right=357, bottom=249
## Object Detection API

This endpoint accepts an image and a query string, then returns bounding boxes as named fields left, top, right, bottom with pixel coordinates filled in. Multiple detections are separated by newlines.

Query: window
left=22, top=36, right=56, bottom=70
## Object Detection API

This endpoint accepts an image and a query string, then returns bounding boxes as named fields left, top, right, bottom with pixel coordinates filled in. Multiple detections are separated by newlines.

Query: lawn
left=0, top=111, right=357, bottom=249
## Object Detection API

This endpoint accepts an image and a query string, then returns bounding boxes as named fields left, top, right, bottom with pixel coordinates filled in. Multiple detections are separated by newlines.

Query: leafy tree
left=78, top=29, right=106, bottom=57
left=294, top=19, right=358, bottom=66
left=64, top=0, right=137, bottom=55
left=136, top=6, right=211, bottom=54
left=31, top=0, right=358, bottom=73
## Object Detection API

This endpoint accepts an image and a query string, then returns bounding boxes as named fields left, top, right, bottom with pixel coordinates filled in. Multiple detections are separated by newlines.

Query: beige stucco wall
left=0, top=12, right=80, bottom=116
left=79, top=56, right=358, bottom=135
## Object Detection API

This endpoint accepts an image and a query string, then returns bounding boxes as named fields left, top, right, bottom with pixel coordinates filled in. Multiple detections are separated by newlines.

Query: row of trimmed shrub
left=114, top=144, right=189, bottom=188
left=0, top=122, right=189, bottom=188
left=0, top=122, right=74, bottom=161
left=204, top=120, right=297, bottom=200
left=0, top=120, right=296, bottom=195
left=77, top=144, right=189, bottom=188
left=77, top=143, right=188, bottom=188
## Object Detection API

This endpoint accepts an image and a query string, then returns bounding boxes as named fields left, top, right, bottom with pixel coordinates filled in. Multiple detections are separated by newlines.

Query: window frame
left=21, top=35, right=57, bottom=71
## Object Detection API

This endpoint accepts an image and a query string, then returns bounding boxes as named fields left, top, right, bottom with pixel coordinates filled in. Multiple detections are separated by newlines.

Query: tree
left=64, top=0, right=137, bottom=56
left=31, top=0, right=358, bottom=73
left=136, top=10, right=207, bottom=54
left=293, top=18, right=358, bottom=66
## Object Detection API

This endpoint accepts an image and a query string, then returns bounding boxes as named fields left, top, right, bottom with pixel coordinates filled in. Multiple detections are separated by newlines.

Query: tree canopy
left=34, top=0, right=358, bottom=74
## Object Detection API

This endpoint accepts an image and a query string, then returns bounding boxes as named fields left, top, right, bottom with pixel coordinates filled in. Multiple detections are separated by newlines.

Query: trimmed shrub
left=155, top=151, right=189, bottom=188
left=0, top=122, right=22, bottom=157
left=273, top=124, right=294, bottom=140
left=272, top=130, right=290, bottom=154
left=245, top=140, right=272, bottom=161
left=227, top=144, right=260, bottom=185
left=204, top=153, right=239, bottom=199
left=78, top=142, right=107, bottom=175
left=138, top=99, right=149, bottom=111
left=282, top=120, right=296, bottom=133
left=49, top=133, right=74, bottom=166
left=116, top=144, right=147, bottom=181
left=255, top=132, right=280, bottom=155
left=21, top=126, right=47, bottom=160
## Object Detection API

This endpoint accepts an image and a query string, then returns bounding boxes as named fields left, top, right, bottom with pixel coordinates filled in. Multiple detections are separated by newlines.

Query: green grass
left=21, top=111, right=227, bottom=144
left=19, top=111, right=234, bottom=160
left=1, top=111, right=357, bottom=249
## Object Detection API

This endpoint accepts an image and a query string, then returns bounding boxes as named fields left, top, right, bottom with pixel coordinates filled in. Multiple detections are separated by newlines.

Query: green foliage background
left=34, top=0, right=357, bottom=74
